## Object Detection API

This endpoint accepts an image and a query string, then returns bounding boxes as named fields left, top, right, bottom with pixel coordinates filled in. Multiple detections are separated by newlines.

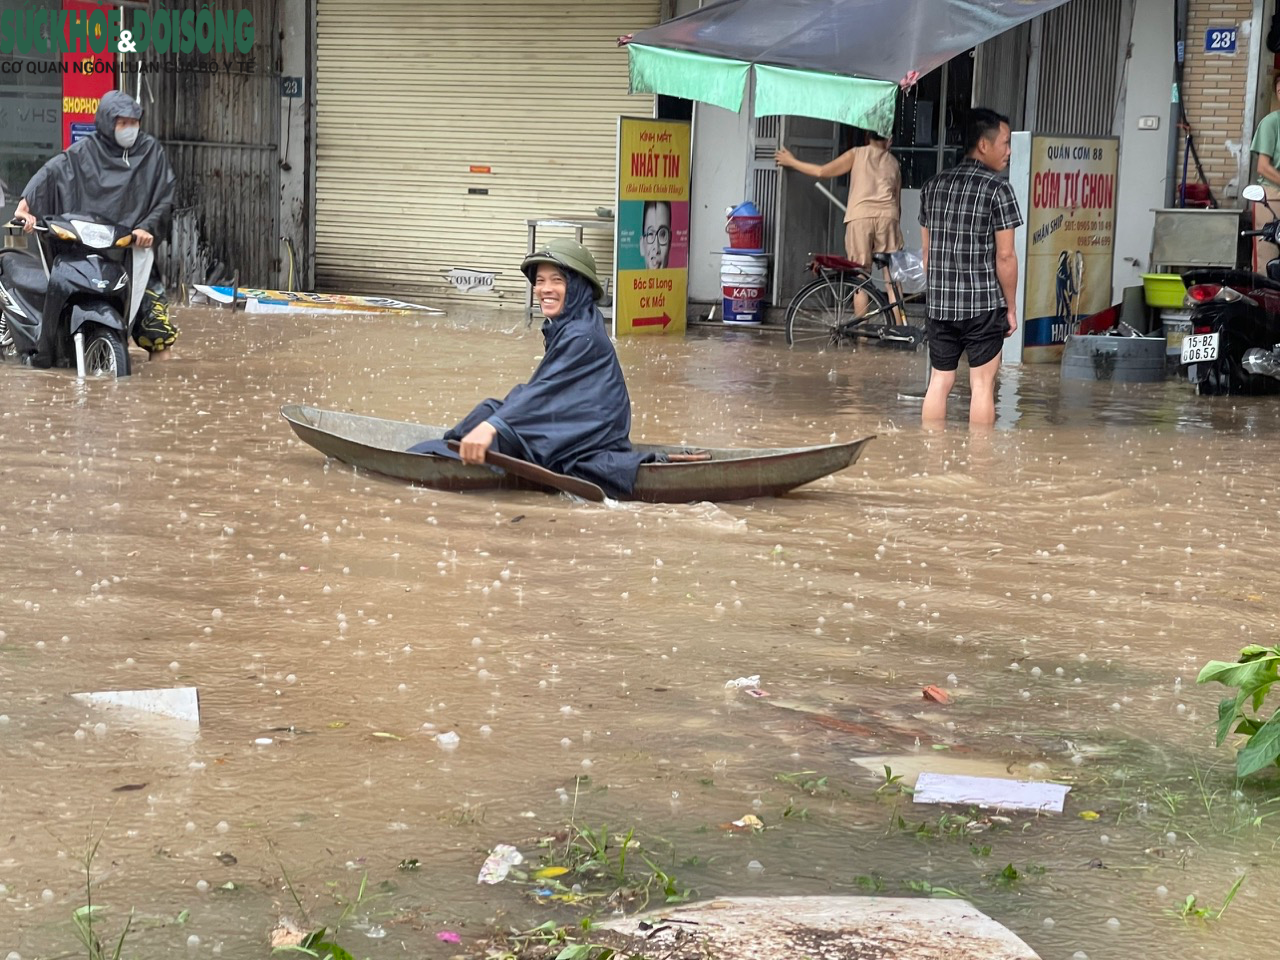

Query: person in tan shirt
left=777, top=131, right=902, bottom=317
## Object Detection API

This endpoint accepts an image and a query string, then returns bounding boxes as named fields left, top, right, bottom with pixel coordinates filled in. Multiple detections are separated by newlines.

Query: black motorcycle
left=0, top=214, right=143, bottom=378
left=1179, top=184, right=1280, bottom=395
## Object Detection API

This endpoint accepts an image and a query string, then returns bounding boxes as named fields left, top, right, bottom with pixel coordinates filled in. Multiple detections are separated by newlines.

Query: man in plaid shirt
left=919, top=109, right=1023, bottom=425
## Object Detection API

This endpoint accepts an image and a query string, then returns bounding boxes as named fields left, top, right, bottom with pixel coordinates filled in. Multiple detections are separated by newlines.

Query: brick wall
left=1180, top=0, right=1260, bottom=200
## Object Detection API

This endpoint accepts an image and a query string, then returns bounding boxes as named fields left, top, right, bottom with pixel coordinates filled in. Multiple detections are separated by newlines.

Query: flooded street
left=3, top=306, right=1280, bottom=960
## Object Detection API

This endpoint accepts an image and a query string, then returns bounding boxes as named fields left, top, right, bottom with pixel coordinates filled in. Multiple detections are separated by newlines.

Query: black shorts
left=926, top=308, right=1007, bottom=372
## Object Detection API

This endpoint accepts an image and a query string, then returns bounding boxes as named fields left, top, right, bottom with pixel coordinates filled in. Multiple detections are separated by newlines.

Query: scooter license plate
left=1181, top=332, right=1218, bottom=364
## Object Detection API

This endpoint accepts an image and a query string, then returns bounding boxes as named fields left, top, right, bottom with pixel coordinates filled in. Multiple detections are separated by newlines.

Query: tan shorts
left=844, top=217, right=903, bottom=268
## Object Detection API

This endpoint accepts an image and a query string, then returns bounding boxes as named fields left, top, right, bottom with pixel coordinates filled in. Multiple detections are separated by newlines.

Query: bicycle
left=784, top=252, right=925, bottom=349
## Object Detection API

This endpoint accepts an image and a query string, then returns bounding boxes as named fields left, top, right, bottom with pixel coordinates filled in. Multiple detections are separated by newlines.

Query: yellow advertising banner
left=1022, top=135, right=1119, bottom=363
left=614, top=116, right=692, bottom=337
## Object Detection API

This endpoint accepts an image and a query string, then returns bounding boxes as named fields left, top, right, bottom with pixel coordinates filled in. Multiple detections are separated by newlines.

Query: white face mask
left=115, top=126, right=139, bottom=149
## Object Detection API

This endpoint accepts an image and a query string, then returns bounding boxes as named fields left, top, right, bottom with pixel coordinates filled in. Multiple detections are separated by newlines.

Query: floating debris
left=913, top=773, right=1070, bottom=814
left=70, top=687, right=200, bottom=724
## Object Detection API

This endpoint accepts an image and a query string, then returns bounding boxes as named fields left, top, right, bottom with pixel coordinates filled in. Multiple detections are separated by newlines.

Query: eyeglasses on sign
left=643, top=227, right=671, bottom=245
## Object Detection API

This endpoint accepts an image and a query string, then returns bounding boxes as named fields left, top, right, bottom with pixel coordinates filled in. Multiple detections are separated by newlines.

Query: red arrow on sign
left=633, top=314, right=672, bottom=329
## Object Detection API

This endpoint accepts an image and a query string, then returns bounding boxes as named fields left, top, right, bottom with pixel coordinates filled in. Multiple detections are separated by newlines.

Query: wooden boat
left=281, top=404, right=873, bottom=503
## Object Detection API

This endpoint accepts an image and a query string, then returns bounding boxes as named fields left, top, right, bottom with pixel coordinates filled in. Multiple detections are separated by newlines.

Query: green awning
left=628, top=44, right=750, bottom=113
left=754, top=65, right=897, bottom=136
left=627, top=45, right=897, bottom=136
left=625, top=0, right=1077, bottom=134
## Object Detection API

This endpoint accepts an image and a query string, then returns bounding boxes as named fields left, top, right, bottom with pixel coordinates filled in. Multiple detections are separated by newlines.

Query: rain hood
left=626, top=0, right=1075, bottom=134
left=21, top=91, right=176, bottom=239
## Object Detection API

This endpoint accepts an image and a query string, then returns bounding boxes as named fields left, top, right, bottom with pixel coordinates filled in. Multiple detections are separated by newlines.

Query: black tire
left=785, top=272, right=891, bottom=347
left=82, top=323, right=130, bottom=378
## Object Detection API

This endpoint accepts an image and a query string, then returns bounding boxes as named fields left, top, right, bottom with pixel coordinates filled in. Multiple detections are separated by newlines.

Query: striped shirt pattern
left=919, top=158, right=1023, bottom=322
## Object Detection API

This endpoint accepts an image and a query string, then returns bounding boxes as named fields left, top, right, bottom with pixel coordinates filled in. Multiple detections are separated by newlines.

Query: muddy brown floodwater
left=2, top=306, right=1279, bottom=960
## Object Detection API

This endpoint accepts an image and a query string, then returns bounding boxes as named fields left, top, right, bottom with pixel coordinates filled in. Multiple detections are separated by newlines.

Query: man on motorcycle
left=14, top=91, right=178, bottom=360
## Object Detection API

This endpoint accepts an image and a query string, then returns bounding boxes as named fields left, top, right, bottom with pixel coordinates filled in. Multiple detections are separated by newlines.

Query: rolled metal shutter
left=315, top=0, right=659, bottom=306
left=973, top=23, right=1031, bottom=129
left=1033, top=0, right=1124, bottom=136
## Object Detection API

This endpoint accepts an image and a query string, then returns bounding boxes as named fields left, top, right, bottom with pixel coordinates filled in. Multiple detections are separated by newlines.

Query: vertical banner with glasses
left=1007, top=133, right=1118, bottom=364
left=614, top=116, right=691, bottom=337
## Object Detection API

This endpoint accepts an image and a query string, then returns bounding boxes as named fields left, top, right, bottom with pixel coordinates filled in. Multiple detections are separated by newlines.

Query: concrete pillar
left=1113, top=0, right=1177, bottom=293
left=280, top=0, right=311, bottom=289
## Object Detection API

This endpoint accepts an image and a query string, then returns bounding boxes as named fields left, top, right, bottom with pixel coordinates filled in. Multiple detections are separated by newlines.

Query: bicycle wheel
left=785, top=272, right=891, bottom=347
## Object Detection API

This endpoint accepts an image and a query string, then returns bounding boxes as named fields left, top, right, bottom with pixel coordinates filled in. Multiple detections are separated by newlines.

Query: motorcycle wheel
left=82, top=323, right=130, bottom=378
left=1198, top=362, right=1230, bottom=395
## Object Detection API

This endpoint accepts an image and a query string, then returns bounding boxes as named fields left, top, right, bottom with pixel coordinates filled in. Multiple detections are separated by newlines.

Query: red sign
left=61, top=2, right=117, bottom=148
left=632, top=313, right=672, bottom=329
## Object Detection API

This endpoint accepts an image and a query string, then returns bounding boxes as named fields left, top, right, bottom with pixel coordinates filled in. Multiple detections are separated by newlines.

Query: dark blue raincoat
left=411, top=273, right=655, bottom=497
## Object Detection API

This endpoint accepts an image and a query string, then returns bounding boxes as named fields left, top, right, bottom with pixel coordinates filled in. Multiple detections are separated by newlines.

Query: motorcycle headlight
left=69, top=220, right=117, bottom=249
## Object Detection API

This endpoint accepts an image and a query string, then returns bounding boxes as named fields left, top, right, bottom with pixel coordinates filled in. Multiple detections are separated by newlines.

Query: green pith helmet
left=521, top=238, right=604, bottom=302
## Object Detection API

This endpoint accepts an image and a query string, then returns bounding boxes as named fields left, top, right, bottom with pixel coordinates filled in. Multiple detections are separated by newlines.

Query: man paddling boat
left=410, top=239, right=657, bottom=498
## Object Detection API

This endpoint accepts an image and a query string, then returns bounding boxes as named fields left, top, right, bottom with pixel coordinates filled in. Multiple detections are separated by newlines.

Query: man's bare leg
left=922, top=368, right=955, bottom=424
left=149, top=349, right=175, bottom=361
left=967, top=353, right=1001, bottom=425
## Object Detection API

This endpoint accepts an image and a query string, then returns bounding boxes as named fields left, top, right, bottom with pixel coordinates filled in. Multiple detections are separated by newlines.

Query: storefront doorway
left=894, top=50, right=975, bottom=253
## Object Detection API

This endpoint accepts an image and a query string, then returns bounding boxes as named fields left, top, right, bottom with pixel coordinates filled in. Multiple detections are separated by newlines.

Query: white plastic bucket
left=720, top=253, right=769, bottom=278
left=720, top=252, right=768, bottom=323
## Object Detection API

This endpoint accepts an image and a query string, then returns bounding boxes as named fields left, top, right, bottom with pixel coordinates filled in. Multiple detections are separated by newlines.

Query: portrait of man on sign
left=642, top=200, right=671, bottom=270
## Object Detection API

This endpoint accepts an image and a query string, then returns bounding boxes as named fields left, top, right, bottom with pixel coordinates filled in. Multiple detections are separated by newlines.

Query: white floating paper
left=912, top=772, right=1069, bottom=813
left=72, top=687, right=201, bottom=724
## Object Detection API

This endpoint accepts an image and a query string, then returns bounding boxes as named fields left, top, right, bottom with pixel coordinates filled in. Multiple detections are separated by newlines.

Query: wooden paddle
left=447, top=441, right=607, bottom=502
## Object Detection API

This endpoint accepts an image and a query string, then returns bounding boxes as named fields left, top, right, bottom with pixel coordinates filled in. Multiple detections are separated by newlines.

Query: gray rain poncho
left=21, top=91, right=176, bottom=239
left=410, top=271, right=657, bottom=498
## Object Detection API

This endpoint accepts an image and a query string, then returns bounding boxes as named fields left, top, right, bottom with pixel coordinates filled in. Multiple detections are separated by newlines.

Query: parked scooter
left=1179, top=184, right=1280, bottom=395
left=0, top=214, right=150, bottom=378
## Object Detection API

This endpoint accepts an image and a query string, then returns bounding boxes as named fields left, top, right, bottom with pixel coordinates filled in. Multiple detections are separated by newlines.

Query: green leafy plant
left=988, top=863, right=1021, bottom=887
left=72, top=822, right=134, bottom=960
left=1199, top=645, right=1280, bottom=777
left=531, top=821, right=693, bottom=909
left=775, top=770, right=829, bottom=795
left=1172, top=874, right=1246, bottom=924
left=853, top=874, right=886, bottom=893
left=273, top=927, right=357, bottom=960
left=875, top=765, right=913, bottom=797
left=780, top=799, right=809, bottom=820
left=72, top=905, right=134, bottom=960
left=270, top=864, right=390, bottom=960
left=905, top=810, right=988, bottom=841
left=487, top=920, right=618, bottom=960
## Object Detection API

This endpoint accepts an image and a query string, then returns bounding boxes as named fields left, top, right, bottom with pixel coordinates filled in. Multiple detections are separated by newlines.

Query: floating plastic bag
left=725, top=675, right=761, bottom=690
left=477, top=844, right=524, bottom=884
left=889, top=250, right=926, bottom=294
